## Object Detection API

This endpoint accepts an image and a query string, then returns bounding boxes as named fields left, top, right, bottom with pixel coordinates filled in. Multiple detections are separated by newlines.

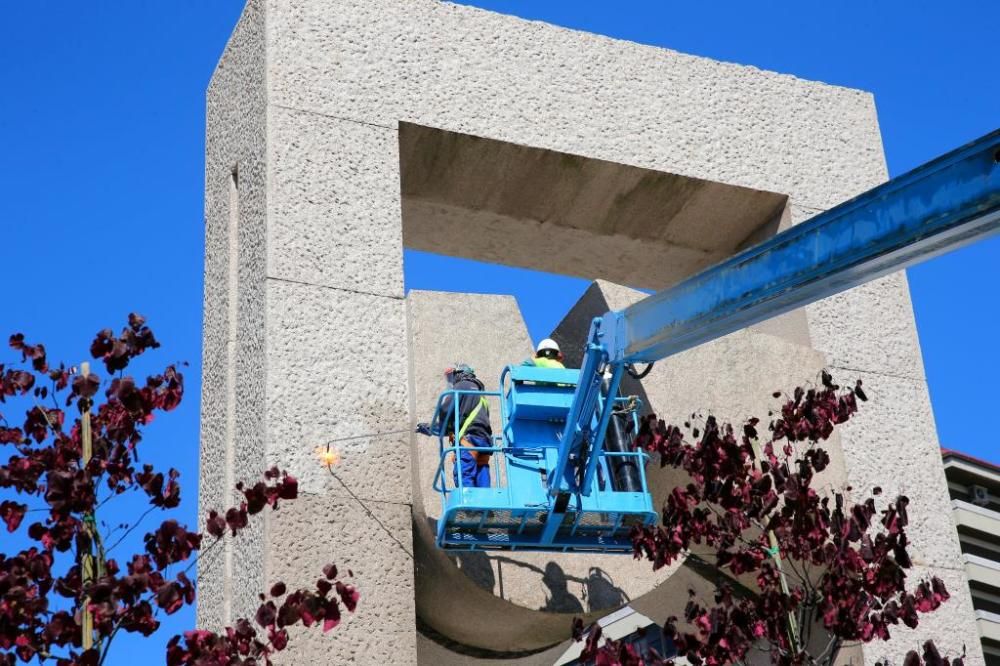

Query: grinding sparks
left=315, top=445, right=342, bottom=467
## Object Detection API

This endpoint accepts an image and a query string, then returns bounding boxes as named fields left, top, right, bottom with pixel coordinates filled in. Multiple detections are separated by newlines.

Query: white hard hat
left=536, top=338, right=561, bottom=355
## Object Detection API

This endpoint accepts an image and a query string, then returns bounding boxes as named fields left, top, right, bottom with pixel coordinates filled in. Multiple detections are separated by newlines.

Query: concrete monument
left=199, top=1, right=983, bottom=663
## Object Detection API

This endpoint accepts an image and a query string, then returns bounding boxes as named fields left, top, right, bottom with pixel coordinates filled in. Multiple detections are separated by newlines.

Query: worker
left=415, top=364, right=493, bottom=488
left=526, top=338, right=566, bottom=369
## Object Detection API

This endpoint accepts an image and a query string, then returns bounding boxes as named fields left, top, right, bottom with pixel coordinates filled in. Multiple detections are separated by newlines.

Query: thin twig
left=194, top=539, right=227, bottom=585
left=31, top=395, right=60, bottom=435
left=98, top=616, right=127, bottom=666
left=105, top=505, right=156, bottom=554
left=784, top=554, right=815, bottom=591
left=49, top=378, right=61, bottom=412
left=183, top=533, right=225, bottom=577
left=94, top=489, right=121, bottom=512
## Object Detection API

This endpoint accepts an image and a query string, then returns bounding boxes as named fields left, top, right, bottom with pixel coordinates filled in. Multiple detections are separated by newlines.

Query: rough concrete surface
left=403, top=198, right=725, bottom=292
left=800, top=218, right=984, bottom=660
left=201, top=0, right=983, bottom=663
left=267, top=107, right=404, bottom=298
left=266, top=0, right=887, bottom=211
left=399, top=124, right=787, bottom=249
left=871, top=563, right=986, bottom=664
left=265, top=279, right=411, bottom=504
left=267, top=495, right=418, bottom=664
left=830, top=369, right=969, bottom=569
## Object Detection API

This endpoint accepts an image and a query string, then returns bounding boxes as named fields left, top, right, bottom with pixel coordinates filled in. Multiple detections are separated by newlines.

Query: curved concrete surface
left=406, top=286, right=834, bottom=653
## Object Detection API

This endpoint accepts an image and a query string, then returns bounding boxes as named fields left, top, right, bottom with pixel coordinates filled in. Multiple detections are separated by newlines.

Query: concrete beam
left=400, top=124, right=787, bottom=291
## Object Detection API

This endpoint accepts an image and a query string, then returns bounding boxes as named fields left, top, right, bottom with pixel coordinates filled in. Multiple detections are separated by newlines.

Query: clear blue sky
left=0, top=2, right=997, bottom=663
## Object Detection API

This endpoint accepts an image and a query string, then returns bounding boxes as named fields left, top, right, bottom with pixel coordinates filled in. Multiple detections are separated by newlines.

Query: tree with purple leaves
left=0, top=315, right=357, bottom=665
left=573, top=373, right=961, bottom=666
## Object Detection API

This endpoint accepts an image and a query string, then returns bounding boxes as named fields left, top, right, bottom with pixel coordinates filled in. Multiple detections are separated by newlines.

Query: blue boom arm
left=550, top=130, right=1000, bottom=498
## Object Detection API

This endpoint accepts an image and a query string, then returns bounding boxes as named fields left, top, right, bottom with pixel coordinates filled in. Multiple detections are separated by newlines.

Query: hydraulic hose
left=601, top=378, right=642, bottom=493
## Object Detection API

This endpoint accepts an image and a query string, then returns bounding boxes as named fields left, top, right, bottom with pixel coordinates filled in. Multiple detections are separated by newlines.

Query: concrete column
left=198, top=0, right=268, bottom=630
left=257, top=109, right=416, bottom=662
left=200, top=3, right=417, bottom=662
left=805, top=246, right=985, bottom=661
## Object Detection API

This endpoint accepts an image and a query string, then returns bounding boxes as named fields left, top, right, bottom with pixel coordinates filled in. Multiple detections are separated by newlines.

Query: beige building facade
left=198, top=1, right=985, bottom=663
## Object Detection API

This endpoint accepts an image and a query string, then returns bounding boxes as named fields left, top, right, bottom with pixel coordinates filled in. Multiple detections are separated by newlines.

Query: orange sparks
left=315, top=445, right=342, bottom=467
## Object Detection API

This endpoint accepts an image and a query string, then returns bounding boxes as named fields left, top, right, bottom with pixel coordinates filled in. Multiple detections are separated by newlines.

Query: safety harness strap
left=457, top=397, right=488, bottom=440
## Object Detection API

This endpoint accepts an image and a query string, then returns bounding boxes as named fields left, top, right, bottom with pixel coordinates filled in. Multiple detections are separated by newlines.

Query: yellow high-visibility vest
left=531, top=357, right=565, bottom=369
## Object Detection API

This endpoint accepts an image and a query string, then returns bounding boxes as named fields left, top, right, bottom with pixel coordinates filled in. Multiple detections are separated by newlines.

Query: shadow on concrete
left=539, top=562, right=584, bottom=613
left=425, top=516, right=631, bottom=613
left=487, top=556, right=630, bottom=614
left=454, top=550, right=496, bottom=594
left=584, top=566, right=630, bottom=610
left=412, top=497, right=744, bottom=655
left=416, top=615, right=565, bottom=663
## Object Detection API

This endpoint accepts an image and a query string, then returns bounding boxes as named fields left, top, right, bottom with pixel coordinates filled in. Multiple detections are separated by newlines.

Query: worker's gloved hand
left=415, top=422, right=433, bottom=437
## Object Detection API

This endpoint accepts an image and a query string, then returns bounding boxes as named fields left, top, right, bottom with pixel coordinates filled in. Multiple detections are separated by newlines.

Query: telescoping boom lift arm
left=549, top=130, right=1000, bottom=511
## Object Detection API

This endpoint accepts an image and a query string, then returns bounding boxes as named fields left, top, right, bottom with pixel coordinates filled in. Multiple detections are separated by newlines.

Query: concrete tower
left=199, top=1, right=984, bottom=663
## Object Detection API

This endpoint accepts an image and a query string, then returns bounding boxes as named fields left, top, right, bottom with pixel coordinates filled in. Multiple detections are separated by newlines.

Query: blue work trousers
left=453, top=434, right=491, bottom=488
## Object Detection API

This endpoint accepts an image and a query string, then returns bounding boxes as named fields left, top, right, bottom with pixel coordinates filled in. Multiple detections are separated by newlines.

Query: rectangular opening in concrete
left=398, top=122, right=789, bottom=294
left=400, top=126, right=803, bottom=655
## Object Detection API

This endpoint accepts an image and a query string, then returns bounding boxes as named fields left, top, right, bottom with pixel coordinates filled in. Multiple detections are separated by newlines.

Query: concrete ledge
left=977, top=610, right=1000, bottom=643
left=953, top=500, right=1000, bottom=537
left=267, top=0, right=889, bottom=208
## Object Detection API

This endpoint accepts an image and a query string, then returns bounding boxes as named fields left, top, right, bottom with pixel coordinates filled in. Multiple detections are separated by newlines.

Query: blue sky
left=0, top=1, right=997, bottom=663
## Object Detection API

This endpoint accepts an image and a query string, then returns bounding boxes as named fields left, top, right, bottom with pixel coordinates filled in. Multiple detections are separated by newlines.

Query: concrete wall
left=199, top=0, right=418, bottom=662
left=200, top=0, right=983, bottom=663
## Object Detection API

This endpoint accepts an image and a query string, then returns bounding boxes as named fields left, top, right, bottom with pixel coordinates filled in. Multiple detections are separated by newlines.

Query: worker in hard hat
left=415, top=364, right=493, bottom=488
left=526, top=338, right=566, bottom=369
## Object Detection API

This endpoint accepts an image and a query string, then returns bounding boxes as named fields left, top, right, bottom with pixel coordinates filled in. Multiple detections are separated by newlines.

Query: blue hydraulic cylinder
left=548, top=320, right=609, bottom=497
left=602, top=130, right=1000, bottom=365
